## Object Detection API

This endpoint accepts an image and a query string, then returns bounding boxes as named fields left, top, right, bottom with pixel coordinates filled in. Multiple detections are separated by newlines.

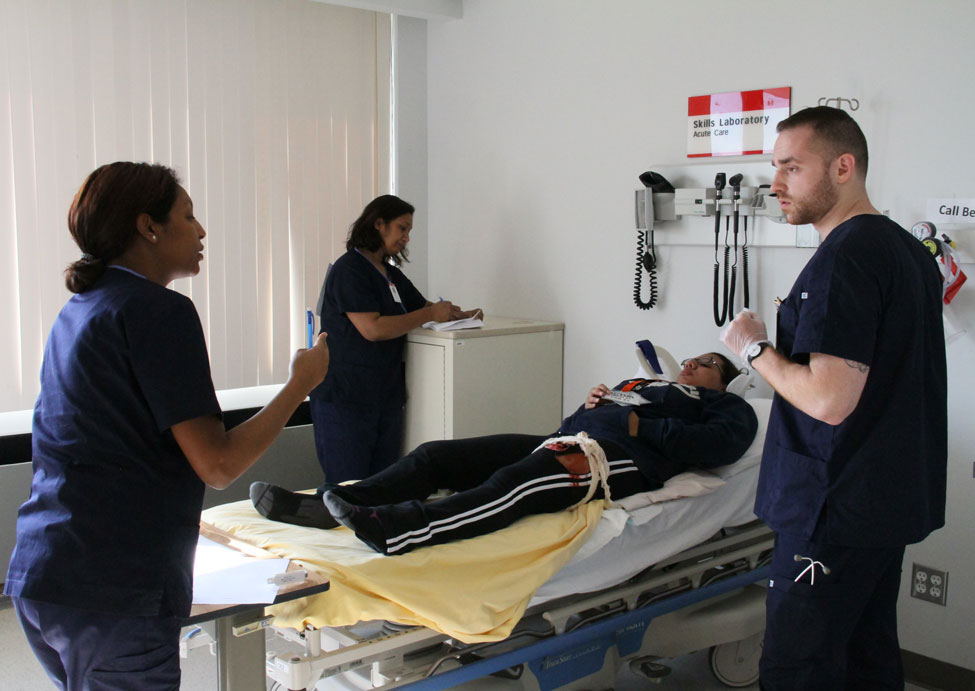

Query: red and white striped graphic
left=686, top=87, right=791, bottom=158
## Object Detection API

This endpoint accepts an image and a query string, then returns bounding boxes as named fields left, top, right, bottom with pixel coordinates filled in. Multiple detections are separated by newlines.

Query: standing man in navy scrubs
left=721, top=107, right=947, bottom=689
left=308, top=195, right=480, bottom=489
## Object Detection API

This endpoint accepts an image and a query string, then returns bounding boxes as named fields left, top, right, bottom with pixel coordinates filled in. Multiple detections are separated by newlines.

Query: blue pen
left=306, top=310, right=314, bottom=348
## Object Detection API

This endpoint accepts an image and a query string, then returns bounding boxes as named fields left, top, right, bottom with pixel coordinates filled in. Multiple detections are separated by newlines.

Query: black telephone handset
left=639, top=171, right=672, bottom=190
left=634, top=171, right=675, bottom=310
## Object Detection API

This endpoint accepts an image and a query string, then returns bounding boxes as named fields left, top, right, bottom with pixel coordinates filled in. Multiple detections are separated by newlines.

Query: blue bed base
left=400, top=563, right=770, bottom=690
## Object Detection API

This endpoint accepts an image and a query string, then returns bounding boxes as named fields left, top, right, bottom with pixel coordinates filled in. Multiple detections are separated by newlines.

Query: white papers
left=422, top=316, right=484, bottom=332
left=192, top=536, right=290, bottom=605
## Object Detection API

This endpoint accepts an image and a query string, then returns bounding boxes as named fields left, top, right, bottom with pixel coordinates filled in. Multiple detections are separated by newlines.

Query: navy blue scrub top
left=4, top=268, right=221, bottom=617
left=314, top=249, right=427, bottom=408
left=756, top=215, right=947, bottom=548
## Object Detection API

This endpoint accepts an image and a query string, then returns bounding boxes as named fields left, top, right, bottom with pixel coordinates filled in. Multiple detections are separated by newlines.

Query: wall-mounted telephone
left=633, top=171, right=675, bottom=310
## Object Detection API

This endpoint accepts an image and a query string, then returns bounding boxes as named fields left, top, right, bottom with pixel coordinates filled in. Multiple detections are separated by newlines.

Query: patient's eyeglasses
left=681, top=356, right=719, bottom=369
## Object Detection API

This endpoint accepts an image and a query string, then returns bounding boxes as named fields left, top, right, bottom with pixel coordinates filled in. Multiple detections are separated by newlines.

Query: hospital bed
left=189, top=394, right=773, bottom=690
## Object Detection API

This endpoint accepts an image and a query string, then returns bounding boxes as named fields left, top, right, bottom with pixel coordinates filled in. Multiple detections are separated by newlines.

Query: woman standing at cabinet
left=309, top=195, right=479, bottom=487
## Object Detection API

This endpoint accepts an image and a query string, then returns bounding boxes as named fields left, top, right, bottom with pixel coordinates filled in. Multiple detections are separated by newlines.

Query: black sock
left=249, top=482, right=338, bottom=529
left=323, top=491, right=388, bottom=554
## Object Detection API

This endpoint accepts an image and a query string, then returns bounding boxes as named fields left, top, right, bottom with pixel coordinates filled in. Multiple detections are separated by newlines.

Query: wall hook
left=818, top=96, right=859, bottom=111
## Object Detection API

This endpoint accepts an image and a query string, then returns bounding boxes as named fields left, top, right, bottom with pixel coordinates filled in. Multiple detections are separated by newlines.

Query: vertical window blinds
left=0, top=0, right=392, bottom=413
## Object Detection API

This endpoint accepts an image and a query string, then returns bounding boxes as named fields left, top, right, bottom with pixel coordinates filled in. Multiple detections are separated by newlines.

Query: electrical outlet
left=911, top=563, right=948, bottom=605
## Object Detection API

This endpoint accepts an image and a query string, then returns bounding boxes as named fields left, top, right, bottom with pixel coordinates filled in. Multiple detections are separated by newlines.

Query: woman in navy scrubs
left=309, top=195, right=479, bottom=487
left=3, top=162, right=329, bottom=690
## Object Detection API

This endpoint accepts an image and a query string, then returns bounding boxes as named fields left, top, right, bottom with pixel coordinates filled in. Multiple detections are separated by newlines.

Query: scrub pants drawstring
left=793, top=553, right=831, bottom=585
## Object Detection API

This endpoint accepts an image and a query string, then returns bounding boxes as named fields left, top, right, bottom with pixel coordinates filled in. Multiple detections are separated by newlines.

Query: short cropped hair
left=777, top=106, right=869, bottom=177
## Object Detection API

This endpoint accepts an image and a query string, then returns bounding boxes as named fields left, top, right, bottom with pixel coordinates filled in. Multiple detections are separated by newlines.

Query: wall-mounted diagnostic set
left=633, top=170, right=787, bottom=320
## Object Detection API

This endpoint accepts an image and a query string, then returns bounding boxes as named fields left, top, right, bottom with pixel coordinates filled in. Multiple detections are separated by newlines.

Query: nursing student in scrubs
left=308, top=195, right=480, bottom=487
left=3, top=162, right=329, bottom=690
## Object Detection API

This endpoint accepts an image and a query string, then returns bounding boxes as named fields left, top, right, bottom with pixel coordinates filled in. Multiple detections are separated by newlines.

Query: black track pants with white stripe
left=331, top=433, right=653, bottom=555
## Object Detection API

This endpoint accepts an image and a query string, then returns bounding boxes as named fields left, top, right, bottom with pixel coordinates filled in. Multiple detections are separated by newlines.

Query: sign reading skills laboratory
left=687, top=87, right=791, bottom=158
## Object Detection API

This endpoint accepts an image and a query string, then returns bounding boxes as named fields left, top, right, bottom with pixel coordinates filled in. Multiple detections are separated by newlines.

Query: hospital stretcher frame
left=187, top=392, right=773, bottom=689
left=187, top=518, right=772, bottom=690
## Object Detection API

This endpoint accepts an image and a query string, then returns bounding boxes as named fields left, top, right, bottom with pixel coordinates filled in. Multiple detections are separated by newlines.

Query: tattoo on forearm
left=845, top=359, right=869, bottom=374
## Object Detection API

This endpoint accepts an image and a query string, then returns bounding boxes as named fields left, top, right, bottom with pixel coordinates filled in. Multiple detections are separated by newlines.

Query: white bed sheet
left=531, top=397, right=770, bottom=604
left=532, top=461, right=760, bottom=604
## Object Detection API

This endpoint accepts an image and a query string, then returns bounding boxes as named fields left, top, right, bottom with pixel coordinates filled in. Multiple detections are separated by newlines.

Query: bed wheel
left=708, top=631, right=763, bottom=687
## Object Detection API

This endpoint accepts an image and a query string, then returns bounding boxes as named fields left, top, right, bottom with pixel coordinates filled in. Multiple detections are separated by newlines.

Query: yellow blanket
left=200, top=497, right=605, bottom=643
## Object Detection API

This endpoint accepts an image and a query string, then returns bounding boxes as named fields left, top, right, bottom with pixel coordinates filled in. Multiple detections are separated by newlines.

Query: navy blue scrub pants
left=332, top=434, right=653, bottom=555
left=310, top=399, right=404, bottom=487
left=12, top=597, right=182, bottom=690
left=760, top=532, right=906, bottom=690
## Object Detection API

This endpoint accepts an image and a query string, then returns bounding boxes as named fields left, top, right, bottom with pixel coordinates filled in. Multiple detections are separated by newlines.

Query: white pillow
left=709, top=397, right=772, bottom=479
left=725, top=371, right=755, bottom=398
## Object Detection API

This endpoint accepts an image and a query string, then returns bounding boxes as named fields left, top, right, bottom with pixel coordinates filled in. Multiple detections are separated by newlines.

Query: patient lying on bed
left=252, top=352, right=757, bottom=556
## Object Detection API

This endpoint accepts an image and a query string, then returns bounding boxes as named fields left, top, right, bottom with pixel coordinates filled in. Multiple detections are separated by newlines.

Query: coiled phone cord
left=634, top=228, right=658, bottom=310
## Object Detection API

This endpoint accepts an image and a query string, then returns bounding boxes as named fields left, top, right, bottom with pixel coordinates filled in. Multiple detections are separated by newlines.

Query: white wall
left=404, top=0, right=975, bottom=669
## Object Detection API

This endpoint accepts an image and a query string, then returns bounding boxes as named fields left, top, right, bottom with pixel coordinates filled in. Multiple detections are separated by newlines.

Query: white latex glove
left=720, top=309, right=769, bottom=362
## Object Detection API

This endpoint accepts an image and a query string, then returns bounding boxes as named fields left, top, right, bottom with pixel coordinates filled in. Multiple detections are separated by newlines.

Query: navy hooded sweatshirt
left=558, top=379, right=758, bottom=488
